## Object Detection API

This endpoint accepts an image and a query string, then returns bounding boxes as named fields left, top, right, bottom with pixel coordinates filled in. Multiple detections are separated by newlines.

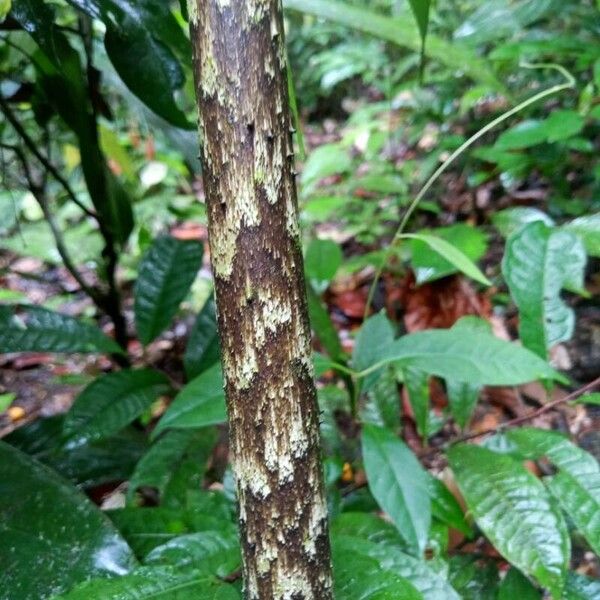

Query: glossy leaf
left=0, top=304, right=122, bottom=354
left=6, top=415, right=148, bottom=489
left=134, top=236, right=204, bottom=345
left=497, top=568, right=540, bottom=600
left=152, top=364, right=226, bottom=438
left=502, top=221, right=587, bottom=358
left=404, top=367, right=430, bottom=439
left=493, top=207, right=555, bottom=239
left=448, top=444, right=569, bottom=598
left=108, top=504, right=236, bottom=557
left=362, top=367, right=401, bottom=430
left=305, top=238, right=343, bottom=293
left=564, top=572, right=600, bottom=600
left=64, top=369, right=170, bottom=447
left=426, top=475, right=471, bottom=536
left=333, top=542, right=423, bottom=600
left=127, top=429, right=197, bottom=503
left=0, top=441, right=136, bottom=600
left=56, top=567, right=240, bottom=599
left=405, top=229, right=490, bottom=286
left=506, top=428, right=600, bottom=556
left=361, top=316, right=561, bottom=385
left=448, top=555, right=499, bottom=600
left=331, top=524, right=460, bottom=600
left=446, top=380, right=480, bottom=429
left=564, top=213, right=600, bottom=257
left=184, top=299, right=221, bottom=380
left=362, top=424, right=431, bottom=554
left=144, top=531, right=240, bottom=577
left=284, top=0, right=504, bottom=91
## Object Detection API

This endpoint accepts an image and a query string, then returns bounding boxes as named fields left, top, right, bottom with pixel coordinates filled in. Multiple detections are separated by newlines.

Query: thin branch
left=8, top=143, right=103, bottom=304
left=452, top=375, right=600, bottom=445
left=0, top=95, right=98, bottom=220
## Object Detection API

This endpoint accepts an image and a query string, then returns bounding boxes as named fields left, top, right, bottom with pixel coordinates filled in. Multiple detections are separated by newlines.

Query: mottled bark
left=186, top=1, right=333, bottom=598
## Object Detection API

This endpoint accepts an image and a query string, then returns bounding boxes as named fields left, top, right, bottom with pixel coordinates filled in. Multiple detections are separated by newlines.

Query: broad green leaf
left=64, top=369, right=170, bottom=447
left=544, top=110, right=585, bottom=142
left=6, top=415, right=148, bottom=489
left=448, top=444, right=569, bottom=597
left=0, top=304, right=122, bottom=354
left=0, top=441, right=136, bottom=600
left=144, top=531, right=240, bottom=577
left=134, top=236, right=204, bottom=345
left=492, top=207, right=555, bottom=239
left=505, top=428, right=600, bottom=556
left=572, top=392, right=600, bottom=406
left=0, top=0, right=10, bottom=20
left=127, top=429, right=197, bottom=503
left=495, top=120, right=549, bottom=150
left=564, top=572, right=600, bottom=599
left=301, top=143, right=352, bottom=190
left=362, top=424, right=431, bottom=554
left=152, top=364, right=226, bottom=438
left=184, top=299, right=221, bottom=380
left=363, top=317, right=561, bottom=385
left=498, top=568, right=540, bottom=599
left=407, top=0, right=431, bottom=50
left=307, top=284, right=344, bottom=361
left=108, top=504, right=236, bottom=557
left=446, top=380, right=480, bottom=429
left=426, top=475, right=471, bottom=536
left=56, top=567, right=240, bottom=599
left=333, top=542, right=423, bottom=600
left=502, top=221, right=587, bottom=358
left=305, top=238, right=343, bottom=292
left=564, top=213, right=600, bottom=257
left=448, top=555, right=499, bottom=600
left=283, top=0, right=504, bottom=91
left=405, top=226, right=490, bottom=285
left=362, top=367, right=401, bottom=430
left=331, top=525, right=460, bottom=600
left=352, top=312, right=395, bottom=373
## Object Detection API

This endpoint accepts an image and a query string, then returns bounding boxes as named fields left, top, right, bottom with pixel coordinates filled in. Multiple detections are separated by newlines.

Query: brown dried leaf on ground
left=386, top=271, right=492, bottom=332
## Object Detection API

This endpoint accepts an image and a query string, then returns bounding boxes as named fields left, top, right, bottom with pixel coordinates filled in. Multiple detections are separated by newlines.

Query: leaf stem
left=363, top=62, right=576, bottom=318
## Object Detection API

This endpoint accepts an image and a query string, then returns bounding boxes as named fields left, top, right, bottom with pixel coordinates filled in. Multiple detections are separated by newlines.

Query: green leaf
left=564, top=572, right=600, bottom=600
left=502, top=221, right=587, bottom=358
left=6, top=415, right=148, bottom=489
left=448, top=444, right=569, bottom=598
left=544, top=110, right=585, bottom=142
left=184, top=299, right=221, bottom=380
left=498, top=568, right=540, bottom=600
left=446, top=380, right=480, bottom=429
left=305, top=238, right=343, bottom=293
left=301, top=143, right=352, bottom=190
left=283, top=0, right=504, bottom=91
left=492, top=207, right=555, bottom=239
left=407, top=0, right=431, bottom=49
left=426, top=475, right=471, bottom=536
left=352, top=312, right=395, bottom=373
left=572, top=392, right=600, bottom=406
left=0, top=0, right=10, bottom=20
left=362, top=317, right=561, bottom=385
left=448, top=555, right=499, bottom=600
left=404, top=367, right=430, bottom=439
left=0, top=441, right=136, bottom=600
left=407, top=225, right=489, bottom=285
left=0, top=391, right=15, bottom=412
left=108, top=504, right=236, bottom=557
left=362, top=424, right=431, bottom=554
left=331, top=523, right=461, bottom=600
left=135, top=236, right=204, bottom=345
left=333, top=542, right=423, bottom=600
left=495, top=120, right=549, bottom=150
left=56, top=567, right=240, bottom=599
left=564, top=213, right=600, bottom=257
left=0, top=304, right=122, bottom=354
left=505, top=428, right=600, bottom=556
left=127, top=429, right=197, bottom=503
left=144, top=531, right=240, bottom=577
left=362, top=367, right=401, bottom=430
left=64, top=369, right=170, bottom=447
left=307, top=284, right=344, bottom=361
left=152, top=364, right=226, bottom=438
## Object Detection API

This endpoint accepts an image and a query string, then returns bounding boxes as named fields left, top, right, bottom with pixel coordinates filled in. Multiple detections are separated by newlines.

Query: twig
left=0, top=95, right=98, bottom=220
left=451, top=375, right=600, bottom=446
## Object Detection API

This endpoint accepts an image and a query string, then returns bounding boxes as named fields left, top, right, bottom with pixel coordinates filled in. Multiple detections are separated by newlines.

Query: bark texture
left=186, top=1, right=333, bottom=598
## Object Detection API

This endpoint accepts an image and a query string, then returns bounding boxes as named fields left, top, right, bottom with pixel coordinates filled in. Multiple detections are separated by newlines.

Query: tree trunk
left=186, top=1, right=333, bottom=598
